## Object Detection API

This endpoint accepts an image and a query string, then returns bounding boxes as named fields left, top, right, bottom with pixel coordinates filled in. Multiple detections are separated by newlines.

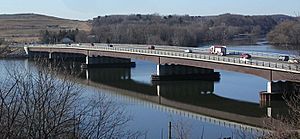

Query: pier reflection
left=79, top=67, right=269, bottom=128
left=30, top=58, right=294, bottom=132
left=30, top=60, right=292, bottom=130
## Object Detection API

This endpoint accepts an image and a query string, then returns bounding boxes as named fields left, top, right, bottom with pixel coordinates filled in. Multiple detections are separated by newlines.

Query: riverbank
left=0, top=45, right=27, bottom=58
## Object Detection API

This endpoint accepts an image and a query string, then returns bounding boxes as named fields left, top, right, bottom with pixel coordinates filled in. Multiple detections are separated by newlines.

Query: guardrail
left=26, top=43, right=300, bottom=59
left=192, top=48, right=300, bottom=59
left=227, top=50, right=300, bottom=59
left=26, top=44, right=300, bottom=73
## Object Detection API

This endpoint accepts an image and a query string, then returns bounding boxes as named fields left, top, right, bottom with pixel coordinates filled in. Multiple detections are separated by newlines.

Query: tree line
left=89, top=14, right=294, bottom=46
left=267, top=20, right=300, bottom=45
left=40, top=14, right=298, bottom=47
left=40, top=29, right=80, bottom=44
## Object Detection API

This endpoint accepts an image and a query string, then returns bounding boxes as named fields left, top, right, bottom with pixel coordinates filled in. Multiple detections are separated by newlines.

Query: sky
left=0, top=0, right=300, bottom=20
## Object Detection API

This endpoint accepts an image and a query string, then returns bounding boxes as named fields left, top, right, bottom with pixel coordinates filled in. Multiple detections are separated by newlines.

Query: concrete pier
left=260, top=81, right=300, bottom=106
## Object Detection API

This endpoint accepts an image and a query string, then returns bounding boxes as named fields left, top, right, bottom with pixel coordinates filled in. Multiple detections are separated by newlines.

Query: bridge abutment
left=152, top=64, right=220, bottom=81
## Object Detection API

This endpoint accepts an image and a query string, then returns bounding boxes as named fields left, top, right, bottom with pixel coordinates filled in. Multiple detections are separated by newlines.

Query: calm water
left=0, top=44, right=293, bottom=139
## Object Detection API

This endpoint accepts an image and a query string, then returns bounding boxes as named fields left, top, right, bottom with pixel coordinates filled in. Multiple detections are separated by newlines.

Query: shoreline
left=0, top=46, right=27, bottom=58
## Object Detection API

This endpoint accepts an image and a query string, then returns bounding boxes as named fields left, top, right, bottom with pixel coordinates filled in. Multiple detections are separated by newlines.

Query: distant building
left=61, top=37, right=73, bottom=44
left=87, top=35, right=96, bottom=43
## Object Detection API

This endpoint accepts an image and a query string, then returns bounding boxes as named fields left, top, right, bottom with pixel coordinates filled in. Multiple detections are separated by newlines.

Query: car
left=240, top=57, right=251, bottom=62
left=148, top=45, right=155, bottom=49
left=109, top=44, right=113, bottom=47
left=278, top=55, right=289, bottom=61
left=240, top=53, right=251, bottom=59
left=184, top=49, right=192, bottom=53
left=288, top=58, right=299, bottom=64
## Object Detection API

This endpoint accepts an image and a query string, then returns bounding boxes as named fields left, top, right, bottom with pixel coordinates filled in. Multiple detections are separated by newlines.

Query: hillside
left=90, top=14, right=296, bottom=46
left=0, top=13, right=91, bottom=43
left=1, top=13, right=297, bottom=46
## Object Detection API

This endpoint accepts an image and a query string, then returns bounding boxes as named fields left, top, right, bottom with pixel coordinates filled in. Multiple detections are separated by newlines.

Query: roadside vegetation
left=40, top=29, right=80, bottom=44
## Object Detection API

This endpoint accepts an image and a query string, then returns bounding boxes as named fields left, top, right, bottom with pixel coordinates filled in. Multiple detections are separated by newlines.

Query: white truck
left=210, top=45, right=227, bottom=56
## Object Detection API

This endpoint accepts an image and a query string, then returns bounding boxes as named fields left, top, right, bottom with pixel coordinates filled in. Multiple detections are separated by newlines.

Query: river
left=0, top=44, right=296, bottom=139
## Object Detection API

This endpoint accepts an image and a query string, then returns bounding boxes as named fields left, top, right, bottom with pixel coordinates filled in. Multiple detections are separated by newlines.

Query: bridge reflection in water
left=74, top=64, right=279, bottom=133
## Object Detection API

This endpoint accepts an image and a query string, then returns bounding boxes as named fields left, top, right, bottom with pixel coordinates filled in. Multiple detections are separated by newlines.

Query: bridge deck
left=25, top=43, right=300, bottom=82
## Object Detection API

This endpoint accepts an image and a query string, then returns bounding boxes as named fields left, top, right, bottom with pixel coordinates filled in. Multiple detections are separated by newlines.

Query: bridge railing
left=192, top=48, right=300, bottom=59
left=31, top=43, right=300, bottom=59
left=226, top=50, right=300, bottom=59
left=29, top=44, right=300, bottom=73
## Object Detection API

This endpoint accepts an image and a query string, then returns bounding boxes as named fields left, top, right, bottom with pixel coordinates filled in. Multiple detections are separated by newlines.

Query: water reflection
left=78, top=65, right=270, bottom=128
left=3, top=58, right=297, bottom=138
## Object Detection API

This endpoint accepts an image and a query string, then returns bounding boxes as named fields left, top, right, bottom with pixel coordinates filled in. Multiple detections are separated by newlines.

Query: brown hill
left=0, top=13, right=91, bottom=43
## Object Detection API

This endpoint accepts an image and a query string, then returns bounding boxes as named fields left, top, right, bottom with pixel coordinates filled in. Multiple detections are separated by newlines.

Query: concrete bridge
left=24, top=43, right=300, bottom=96
left=28, top=57, right=287, bottom=133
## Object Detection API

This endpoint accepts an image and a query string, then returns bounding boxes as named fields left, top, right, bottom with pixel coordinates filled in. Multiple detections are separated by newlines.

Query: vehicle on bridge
left=240, top=53, right=251, bottom=59
left=278, top=55, right=289, bottom=61
left=210, top=45, right=226, bottom=56
left=184, top=49, right=192, bottom=53
left=240, top=53, right=251, bottom=63
left=288, top=58, right=299, bottom=64
left=148, top=45, right=155, bottom=49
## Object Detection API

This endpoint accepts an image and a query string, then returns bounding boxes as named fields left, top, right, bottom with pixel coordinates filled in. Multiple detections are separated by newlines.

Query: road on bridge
left=83, top=43, right=298, bottom=66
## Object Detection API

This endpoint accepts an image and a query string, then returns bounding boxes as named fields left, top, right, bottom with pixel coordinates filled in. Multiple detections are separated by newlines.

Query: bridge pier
left=267, top=81, right=272, bottom=93
left=157, top=85, right=160, bottom=96
left=152, top=64, right=220, bottom=81
left=260, top=81, right=285, bottom=105
left=82, top=56, right=135, bottom=69
left=49, top=52, right=52, bottom=60
left=260, top=81, right=300, bottom=106
left=85, top=69, right=89, bottom=80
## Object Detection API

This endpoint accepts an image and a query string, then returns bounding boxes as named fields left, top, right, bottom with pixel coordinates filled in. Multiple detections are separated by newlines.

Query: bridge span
left=24, top=43, right=300, bottom=83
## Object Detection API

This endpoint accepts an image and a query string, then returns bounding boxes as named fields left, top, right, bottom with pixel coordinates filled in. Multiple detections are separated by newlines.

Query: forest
left=267, top=20, right=300, bottom=45
left=40, top=14, right=299, bottom=47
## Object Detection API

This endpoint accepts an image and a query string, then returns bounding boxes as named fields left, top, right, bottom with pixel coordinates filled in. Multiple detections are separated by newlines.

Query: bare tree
left=172, top=119, right=192, bottom=139
left=262, top=83, right=300, bottom=139
left=0, top=60, right=138, bottom=138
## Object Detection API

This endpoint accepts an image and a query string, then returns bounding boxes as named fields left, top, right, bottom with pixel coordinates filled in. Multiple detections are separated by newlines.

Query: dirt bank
left=0, top=45, right=27, bottom=58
